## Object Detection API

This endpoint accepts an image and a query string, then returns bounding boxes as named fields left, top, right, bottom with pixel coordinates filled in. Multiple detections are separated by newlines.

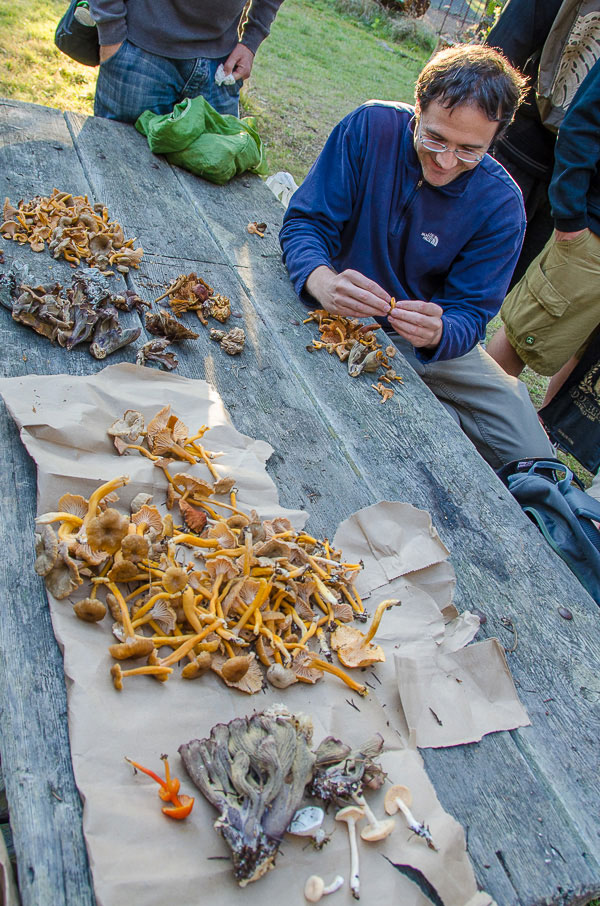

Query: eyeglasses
left=417, top=122, right=484, bottom=164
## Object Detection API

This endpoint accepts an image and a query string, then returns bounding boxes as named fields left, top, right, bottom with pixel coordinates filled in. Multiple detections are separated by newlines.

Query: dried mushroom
left=209, top=325, right=245, bottom=355
left=1, top=266, right=141, bottom=359
left=309, top=734, right=385, bottom=806
left=136, top=338, right=178, bottom=371
left=304, top=309, right=403, bottom=398
left=155, top=273, right=231, bottom=326
left=179, top=706, right=315, bottom=885
left=0, top=189, right=144, bottom=274
left=145, top=310, right=199, bottom=341
left=1, top=189, right=142, bottom=273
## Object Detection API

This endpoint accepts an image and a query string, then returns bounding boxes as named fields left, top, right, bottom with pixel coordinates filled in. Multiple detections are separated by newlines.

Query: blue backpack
left=497, top=458, right=600, bottom=604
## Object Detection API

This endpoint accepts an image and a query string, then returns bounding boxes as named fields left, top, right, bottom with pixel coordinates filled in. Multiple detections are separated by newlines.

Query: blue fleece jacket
left=280, top=102, right=525, bottom=363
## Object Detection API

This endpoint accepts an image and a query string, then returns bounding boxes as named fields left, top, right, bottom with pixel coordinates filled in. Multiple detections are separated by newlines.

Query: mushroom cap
left=181, top=651, right=212, bottom=679
left=110, top=664, right=124, bottom=690
left=121, top=534, right=150, bottom=562
left=267, top=663, right=298, bottom=689
left=288, top=806, right=324, bottom=836
left=73, top=597, right=107, bottom=622
left=163, top=565, right=188, bottom=593
left=384, top=784, right=413, bottom=815
left=86, top=508, right=129, bottom=554
left=304, top=875, right=325, bottom=903
left=360, top=817, right=396, bottom=842
left=108, top=635, right=155, bottom=660
left=108, top=558, right=139, bottom=582
left=330, top=625, right=385, bottom=668
left=34, top=525, right=59, bottom=576
left=335, top=805, right=365, bottom=824
left=205, top=555, right=240, bottom=581
left=178, top=498, right=208, bottom=533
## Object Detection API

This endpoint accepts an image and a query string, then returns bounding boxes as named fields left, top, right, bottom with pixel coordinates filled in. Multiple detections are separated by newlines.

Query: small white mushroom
left=288, top=805, right=327, bottom=846
left=304, top=874, right=344, bottom=902
left=384, top=784, right=438, bottom=851
left=352, top=791, right=396, bottom=842
left=335, top=805, right=364, bottom=899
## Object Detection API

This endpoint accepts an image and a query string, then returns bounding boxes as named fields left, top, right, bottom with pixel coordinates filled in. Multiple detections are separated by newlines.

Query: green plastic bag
left=135, top=96, right=268, bottom=185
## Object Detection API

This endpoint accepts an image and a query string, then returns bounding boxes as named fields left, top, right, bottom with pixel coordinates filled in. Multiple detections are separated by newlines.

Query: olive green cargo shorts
left=501, top=229, right=600, bottom=375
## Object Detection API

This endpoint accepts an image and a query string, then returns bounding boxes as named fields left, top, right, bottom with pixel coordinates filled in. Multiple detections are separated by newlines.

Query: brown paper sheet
left=395, top=638, right=530, bottom=748
left=334, top=503, right=530, bottom=749
left=0, top=365, right=494, bottom=906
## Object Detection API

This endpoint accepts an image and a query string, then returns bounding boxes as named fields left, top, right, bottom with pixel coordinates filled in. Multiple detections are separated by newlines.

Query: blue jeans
left=94, top=40, right=241, bottom=122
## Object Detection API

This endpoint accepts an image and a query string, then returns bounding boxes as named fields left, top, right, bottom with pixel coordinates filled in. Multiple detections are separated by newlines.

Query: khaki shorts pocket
left=502, top=248, right=576, bottom=374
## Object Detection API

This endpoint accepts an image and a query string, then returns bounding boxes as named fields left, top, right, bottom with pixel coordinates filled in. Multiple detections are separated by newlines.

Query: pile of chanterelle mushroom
left=33, top=405, right=401, bottom=696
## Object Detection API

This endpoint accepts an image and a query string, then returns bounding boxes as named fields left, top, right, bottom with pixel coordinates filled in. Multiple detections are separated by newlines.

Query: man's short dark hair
left=415, top=45, right=528, bottom=137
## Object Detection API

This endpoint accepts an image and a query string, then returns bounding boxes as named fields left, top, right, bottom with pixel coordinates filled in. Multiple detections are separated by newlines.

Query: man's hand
left=388, top=299, right=444, bottom=349
left=99, top=42, right=123, bottom=63
left=554, top=227, right=588, bottom=242
left=305, top=266, right=391, bottom=318
left=223, top=43, right=254, bottom=81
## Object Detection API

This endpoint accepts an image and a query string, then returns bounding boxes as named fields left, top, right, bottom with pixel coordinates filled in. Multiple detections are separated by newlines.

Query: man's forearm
left=305, top=265, right=337, bottom=307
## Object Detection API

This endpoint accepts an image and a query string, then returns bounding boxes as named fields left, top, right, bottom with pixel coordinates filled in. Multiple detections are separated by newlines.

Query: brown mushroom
left=34, top=524, right=59, bottom=576
left=73, top=597, right=107, bottom=622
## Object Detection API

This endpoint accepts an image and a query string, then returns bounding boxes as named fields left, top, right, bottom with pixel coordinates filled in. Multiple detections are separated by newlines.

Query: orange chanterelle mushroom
left=34, top=406, right=397, bottom=698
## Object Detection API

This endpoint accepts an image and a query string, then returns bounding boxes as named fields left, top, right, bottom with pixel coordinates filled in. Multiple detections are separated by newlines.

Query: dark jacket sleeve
left=279, top=115, right=363, bottom=303
left=241, top=0, right=285, bottom=54
left=485, top=0, right=563, bottom=69
left=550, top=58, right=600, bottom=231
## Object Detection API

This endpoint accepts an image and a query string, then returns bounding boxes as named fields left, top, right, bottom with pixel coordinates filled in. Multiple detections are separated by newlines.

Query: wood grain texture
left=0, top=99, right=599, bottom=906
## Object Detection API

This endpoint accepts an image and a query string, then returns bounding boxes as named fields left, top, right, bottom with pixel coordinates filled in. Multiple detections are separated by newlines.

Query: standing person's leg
left=94, top=42, right=187, bottom=121
left=396, top=339, right=554, bottom=469
left=180, top=57, right=242, bottom=117
left=489, top=230, right=600, bottom=378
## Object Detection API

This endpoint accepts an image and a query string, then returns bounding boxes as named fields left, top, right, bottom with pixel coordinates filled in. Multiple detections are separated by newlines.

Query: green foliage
left=333, top=0, right=437, bottom=52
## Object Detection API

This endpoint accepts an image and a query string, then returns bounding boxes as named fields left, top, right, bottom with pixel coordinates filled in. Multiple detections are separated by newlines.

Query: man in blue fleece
left=280, top=45, right=555, bottom=468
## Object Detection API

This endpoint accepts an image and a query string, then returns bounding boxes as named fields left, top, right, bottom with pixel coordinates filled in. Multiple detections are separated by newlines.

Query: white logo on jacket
left=421, top=232, right=439, bottom=247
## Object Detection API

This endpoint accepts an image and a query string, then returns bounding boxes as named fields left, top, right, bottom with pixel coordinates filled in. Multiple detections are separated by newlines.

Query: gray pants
left=396, top=339, right=554, bottom=470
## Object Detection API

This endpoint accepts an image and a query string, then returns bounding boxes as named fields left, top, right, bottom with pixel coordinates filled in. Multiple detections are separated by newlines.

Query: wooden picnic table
left=0, top=97, right=599, bottom=906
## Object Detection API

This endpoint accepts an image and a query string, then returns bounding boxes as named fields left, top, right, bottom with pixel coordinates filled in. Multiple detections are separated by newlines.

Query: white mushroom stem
left=392, top=797, right=437, bottom=851
left=323, top=876, right=344, bottom=896
left=346, top=819, right=361, bottom=898
left=352, top=792, right=381, bottom=828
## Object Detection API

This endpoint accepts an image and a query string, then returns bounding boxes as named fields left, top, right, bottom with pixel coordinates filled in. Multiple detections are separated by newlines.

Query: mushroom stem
left=323, top=876, right=344, bottom=896
left=363, top=598, right=400, bottom=645
left=393, top=797, right=437, bottom=850
left=352, top=792, right=379, bottom=827
left=81, top=475, right=129, bottom=535
left=306, top=655, right=367, bottom=696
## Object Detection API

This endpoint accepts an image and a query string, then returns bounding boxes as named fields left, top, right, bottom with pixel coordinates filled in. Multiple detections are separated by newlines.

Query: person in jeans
left=279, top=45, right=554, bottom=469
left=89, top=0, right=285, bottom=121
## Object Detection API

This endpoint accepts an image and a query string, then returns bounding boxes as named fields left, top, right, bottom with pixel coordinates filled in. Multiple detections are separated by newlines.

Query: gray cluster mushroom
left=179, top=707, right=315, bottom=886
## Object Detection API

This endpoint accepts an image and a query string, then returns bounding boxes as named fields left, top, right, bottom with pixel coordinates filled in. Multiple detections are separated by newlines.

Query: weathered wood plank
left=169, top=168, right=600, bottom=904
left=1, top=100, right=599, bottom=906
